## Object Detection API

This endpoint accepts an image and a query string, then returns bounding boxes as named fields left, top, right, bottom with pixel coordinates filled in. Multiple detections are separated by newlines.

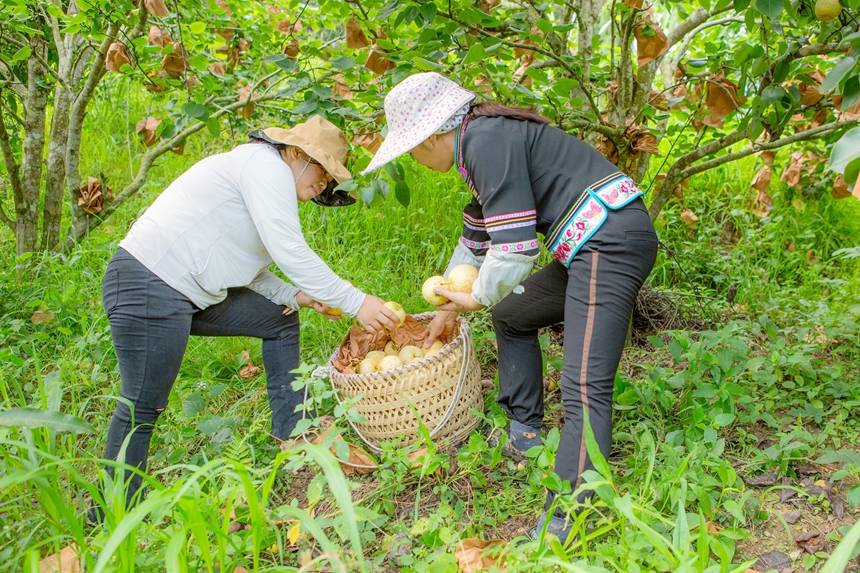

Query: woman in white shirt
left=98, top=115, right=398, bottom=508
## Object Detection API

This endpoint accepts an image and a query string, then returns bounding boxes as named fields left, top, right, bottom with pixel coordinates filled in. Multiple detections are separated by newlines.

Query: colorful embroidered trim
left=545, top=173, right=642, bottom=247
left=488, top=220, right=537, bottom=232
left=547, top=175, right=644, bottom=268
left=492, top=239, right=540, bottom=254
left=460, top=236, right=491, bottom=250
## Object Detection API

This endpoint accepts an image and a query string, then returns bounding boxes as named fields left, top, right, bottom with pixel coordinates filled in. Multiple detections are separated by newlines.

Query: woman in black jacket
left=362, top=72, right=658, bottom=539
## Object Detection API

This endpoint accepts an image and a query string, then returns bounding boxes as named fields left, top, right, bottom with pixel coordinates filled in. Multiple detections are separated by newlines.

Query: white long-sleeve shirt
left=119, top=143, right=366, bottom=315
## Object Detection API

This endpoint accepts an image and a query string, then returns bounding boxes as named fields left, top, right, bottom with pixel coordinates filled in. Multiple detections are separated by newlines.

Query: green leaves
left=828, top=126, right=860, bottom=184
left=753, top=0, right=783, bottom=19
left=0, top=408, right=93, bottom=433
left=821, top=56, right=857, bottom=94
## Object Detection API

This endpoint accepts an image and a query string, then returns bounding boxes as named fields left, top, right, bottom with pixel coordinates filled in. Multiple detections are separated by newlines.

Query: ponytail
left=467, top=102, right=550, bottom=124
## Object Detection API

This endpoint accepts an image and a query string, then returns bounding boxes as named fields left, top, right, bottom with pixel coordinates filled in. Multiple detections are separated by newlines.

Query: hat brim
left=360, top=91, right=475, bottom=176
left=252, top=130, right=353, bottom=184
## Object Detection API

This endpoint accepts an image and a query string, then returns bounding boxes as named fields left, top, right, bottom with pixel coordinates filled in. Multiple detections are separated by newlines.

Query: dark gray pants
left=492, top=199, right=657, bottom=502
left=101, top=248, right=301, bottom=502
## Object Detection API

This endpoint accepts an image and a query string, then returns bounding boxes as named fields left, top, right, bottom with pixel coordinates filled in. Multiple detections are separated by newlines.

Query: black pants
left=492, top=199, right=657, bottom=499
left=101, top=248, right=302, bottom=502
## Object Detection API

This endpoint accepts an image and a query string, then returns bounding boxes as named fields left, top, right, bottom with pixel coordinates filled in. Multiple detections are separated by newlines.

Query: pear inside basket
left=332, top=314, right=455, bottom=375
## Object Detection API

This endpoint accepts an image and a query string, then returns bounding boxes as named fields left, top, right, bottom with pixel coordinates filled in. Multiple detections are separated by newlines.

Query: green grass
left=1, top=79, right=859, bottom=571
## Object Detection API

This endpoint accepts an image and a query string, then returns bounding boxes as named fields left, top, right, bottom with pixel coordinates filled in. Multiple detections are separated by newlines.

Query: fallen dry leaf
left=753, top=550, right=791, bottom=572
left=148, top=25, right=171, bottom=47
left=39, top=543, right=79, bottom=573
left=454, top=538, right=501, bottom=573
left=311, top=425, right=377, bottom=475
left=702, top=72, right=744, bottom=129
left=795, top=531, right=825, bottom=554
left=238, top=351, right=261, bottom=380
left=161, top=43, right=187, bottom=78
left=144, top=0, right=170, bottom=17
left=135, top=116, right=161, bottom=147
left=77, top=176, right=111, bottom=215
left=780, top=151, right=805, bottom=189
left=365, top=44, right=394, bottom=75
left=345, top=17, right=369, bottom=48
left=635, top=14, right=668, bottom=66
left=680, top=208, right=699, bottom=228
left=31, top=306, right=55, bottom=325
left=105, top=42, right=131, bottom=73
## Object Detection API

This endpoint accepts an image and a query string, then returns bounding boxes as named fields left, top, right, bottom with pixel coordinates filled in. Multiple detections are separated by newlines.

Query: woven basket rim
left=329, top=311, right=466, bottom=380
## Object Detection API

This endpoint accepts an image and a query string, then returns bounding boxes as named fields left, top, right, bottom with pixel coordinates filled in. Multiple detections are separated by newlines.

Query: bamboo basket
left=328, top=312, right=483, bottom=452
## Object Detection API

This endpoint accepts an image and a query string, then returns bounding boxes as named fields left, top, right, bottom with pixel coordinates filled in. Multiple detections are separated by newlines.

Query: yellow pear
left=325, top=307, right=344, bottom=316
left=399, top=345, right=424, bottom=363
left=422, top=275, right=451, bottom=306
left=378, top=355, right=403, bottom=371
left=814, top=0, right=841, bottom=19
left=365, top=350, right=386, bottom=368
left=357, top=358, right=377, bottom=375
left=424, top=340, right=445, bottom=356
left=448, top=264, right=479, bottom=293
left=384, top=301, right=407, bottom=327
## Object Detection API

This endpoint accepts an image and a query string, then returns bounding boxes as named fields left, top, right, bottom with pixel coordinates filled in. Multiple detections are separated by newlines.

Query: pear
left=448, top=264, right=479, bottom=293
left=399, top=345, right=424, bottom=363
left=424, top=340, right=445, bottom=356
left=383, top=301, right=407, bottom=327
left=384, top=341, right=398, bottom=356
left=357, top=358, right=377, bottom=375
left=365, top=350, right=386, bottom=368
left=814, top=0, right=841, bottom=20
left=378, top=355, right=404, bottom=371
left=422, top=275, right=451, bottom=306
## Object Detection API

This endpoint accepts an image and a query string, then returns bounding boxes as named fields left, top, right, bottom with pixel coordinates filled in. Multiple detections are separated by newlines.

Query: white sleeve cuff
left=444, top=242, right=485, bottom=277
left=247, top=270, right=301, bottom=311
left=471, top=249, right=537, bottom=307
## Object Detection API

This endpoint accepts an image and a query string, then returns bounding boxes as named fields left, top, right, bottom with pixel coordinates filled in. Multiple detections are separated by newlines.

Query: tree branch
left=666, top=6, right=732, bottom=46
left=0, top=112, right=23, bottom=212
left=66, top=92, right=283, bottom=247
left=433, top=2, right=605, bottom=122
left=678, top=119, right=860, bottom=180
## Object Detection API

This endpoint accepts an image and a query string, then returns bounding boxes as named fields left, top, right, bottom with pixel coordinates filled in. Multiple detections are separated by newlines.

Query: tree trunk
left=17, top=45, right=48, bottom=255
left=41, top=67, right=73, bottom=252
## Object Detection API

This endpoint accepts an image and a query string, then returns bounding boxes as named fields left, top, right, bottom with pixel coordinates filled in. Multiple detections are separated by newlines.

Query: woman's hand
left=295, top=291, right=343, bottom=321
left=435, top=288, right=485, bottom=313
left=356, top=295, right=400, bottom=333
left=424, top=310, right=458, bottom=348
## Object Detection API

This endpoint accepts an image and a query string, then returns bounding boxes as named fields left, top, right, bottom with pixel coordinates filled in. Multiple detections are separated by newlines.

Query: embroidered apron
left=545, top=172, right=643, bottom=268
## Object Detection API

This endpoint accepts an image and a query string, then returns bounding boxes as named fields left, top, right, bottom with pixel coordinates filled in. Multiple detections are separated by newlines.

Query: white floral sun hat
left=360, top=72, right=476, bottom=175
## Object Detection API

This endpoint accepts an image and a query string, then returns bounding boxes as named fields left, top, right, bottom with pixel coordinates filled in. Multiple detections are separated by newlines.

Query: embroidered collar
left=453, top=116, right=478, bottom=198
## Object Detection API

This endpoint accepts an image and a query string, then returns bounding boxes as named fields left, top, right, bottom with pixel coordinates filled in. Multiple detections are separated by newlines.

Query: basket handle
left=315, top=315, right=474, bottom=455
